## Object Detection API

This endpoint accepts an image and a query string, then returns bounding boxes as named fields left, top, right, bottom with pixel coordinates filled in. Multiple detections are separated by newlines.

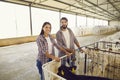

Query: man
left=56, top=17, right=82, bottom=67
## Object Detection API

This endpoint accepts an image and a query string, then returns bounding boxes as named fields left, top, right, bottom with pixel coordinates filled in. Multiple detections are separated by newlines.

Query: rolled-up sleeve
left=74, top=35, right=79, bottom=44
left=70, top=29, right=79, bottom=44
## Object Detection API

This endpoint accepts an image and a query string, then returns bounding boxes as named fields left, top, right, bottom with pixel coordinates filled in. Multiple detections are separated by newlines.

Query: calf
left=57, top=65, right=111, bottom=80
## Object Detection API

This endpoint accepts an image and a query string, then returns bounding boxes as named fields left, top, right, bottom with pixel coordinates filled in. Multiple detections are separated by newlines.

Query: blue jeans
left=47, top=58, right=52, bottom=62
left=36, top=59, right=52, bottom=80
left=36, top=60, right=44, bottom=80
left=61, top=54, right=75, bottom=67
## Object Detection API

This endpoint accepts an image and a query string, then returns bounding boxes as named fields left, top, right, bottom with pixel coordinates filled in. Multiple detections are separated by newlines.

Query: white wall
left=109, top=21, right=120, bottom=26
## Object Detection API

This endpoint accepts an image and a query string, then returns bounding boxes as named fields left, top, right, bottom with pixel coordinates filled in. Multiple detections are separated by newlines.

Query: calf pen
left=42, top=41, right=120, bottom=80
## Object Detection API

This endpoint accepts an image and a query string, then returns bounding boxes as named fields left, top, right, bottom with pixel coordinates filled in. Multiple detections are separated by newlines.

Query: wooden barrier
left=0, top=36, right=37, bottom=47
left=0, top=34, right=56, bottom=47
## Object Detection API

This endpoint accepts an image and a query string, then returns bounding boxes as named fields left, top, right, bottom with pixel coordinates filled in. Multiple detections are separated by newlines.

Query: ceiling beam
left=85, top=0, right=118, bottom=18
left=109, top=17, right=120, bottom=21
left=31, top=2, right=110, bottom=20
left=1, top=0, right=111, bottom=20
left=22, top=0, right=103, bottom=18
left=74, top=0, right=114, bottom=20
left=98, top=1, right=120, bottom=6
left=107, top=0, right=120, bottom=13
left=54, top=0, right=113, bottom=19
left=38, top=0, right=48, bottom=3
left=97, top=1, right=108, bottom=6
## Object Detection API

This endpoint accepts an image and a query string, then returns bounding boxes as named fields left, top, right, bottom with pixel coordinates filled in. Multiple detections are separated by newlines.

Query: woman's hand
left=72, top=49, right=75, bottom=54
left=54, top=57, right=60, bottom=62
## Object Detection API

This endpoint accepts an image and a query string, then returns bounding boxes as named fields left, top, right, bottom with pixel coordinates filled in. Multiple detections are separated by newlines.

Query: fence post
left=84, top=54, right=87, bottom=74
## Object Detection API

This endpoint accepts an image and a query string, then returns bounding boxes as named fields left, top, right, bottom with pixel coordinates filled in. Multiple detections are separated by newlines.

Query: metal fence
left=42, top=41, right=120, bottom=80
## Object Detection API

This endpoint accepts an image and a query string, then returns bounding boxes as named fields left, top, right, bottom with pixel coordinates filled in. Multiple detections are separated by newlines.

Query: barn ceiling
left=3, top=0, right=120, bottom=21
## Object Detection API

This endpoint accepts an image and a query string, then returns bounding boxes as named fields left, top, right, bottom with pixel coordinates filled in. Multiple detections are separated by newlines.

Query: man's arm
left=56, top=32, right=74, bottom=53
left=69, top=29, right=80, bottom=48
left=73, top=35, right=84, bottom=52
left=69, top=29, right=84, bottom=52
left=75, top=41, right=80, bottom=48
left=51, top=37, right=71, bottom=56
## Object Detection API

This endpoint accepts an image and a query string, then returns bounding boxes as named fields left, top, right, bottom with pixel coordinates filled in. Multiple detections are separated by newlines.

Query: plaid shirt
left=36, top=34, right=59, bottom=64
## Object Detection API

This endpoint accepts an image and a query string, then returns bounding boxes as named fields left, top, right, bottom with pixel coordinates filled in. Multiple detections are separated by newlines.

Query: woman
left=36, top=22, right=71, bottom=80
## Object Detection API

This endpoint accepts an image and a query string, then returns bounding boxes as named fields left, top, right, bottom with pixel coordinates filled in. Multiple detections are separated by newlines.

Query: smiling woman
left=36, top=22, right=71, bottom=80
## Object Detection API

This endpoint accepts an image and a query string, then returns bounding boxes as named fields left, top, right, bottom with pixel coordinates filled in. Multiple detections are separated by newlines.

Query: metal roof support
left=85, top=0, right=118, bottom=18
left=38, top=0, right=48, bottom=3
left=74, top=0, right=114, bottom=20
left=29, top=0, right=103, bottom=19
left=97, top=1, right=108, bottom=6
left=2, top=0, right=110, bottom=20
left=29, top=3, right=33, bottom=36
left=54, top=0, right=111, bottom=19
left=33, top=0, right=37, bottom=3
left=110, top=17, right=120, bottom=21
left=107, top=0, right=120, bottom=13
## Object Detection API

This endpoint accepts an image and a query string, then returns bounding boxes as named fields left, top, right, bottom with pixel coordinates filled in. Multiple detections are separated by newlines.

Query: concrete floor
left=0, top=35, right=113, bottom=80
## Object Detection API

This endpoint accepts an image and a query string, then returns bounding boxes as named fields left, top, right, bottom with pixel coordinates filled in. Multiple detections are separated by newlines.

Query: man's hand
left=66, top=48, right=75, bottom=53
left=65, top=51, right=72, bottom=57
left=78, top=47, right=84, bottom=53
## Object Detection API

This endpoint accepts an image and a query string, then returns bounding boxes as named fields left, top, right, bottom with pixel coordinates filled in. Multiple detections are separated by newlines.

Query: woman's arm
left=37, top=36, right=60, bottom=62
left=36, top=36, right=48, bottom=54
left=45, top=51, right=60, bottom=62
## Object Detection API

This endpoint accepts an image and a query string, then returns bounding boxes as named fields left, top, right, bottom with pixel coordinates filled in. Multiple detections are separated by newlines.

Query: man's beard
left=61, top=25, right=67, bottom=29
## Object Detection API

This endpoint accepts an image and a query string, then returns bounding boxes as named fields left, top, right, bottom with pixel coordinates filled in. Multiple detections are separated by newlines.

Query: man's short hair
left=60, top=17, right=68, bottom=22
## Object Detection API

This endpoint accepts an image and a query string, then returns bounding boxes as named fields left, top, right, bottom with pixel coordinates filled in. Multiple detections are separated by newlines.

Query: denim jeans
left=36, top=60, right=44, bottom=80
left=47, top=58, right=52, bottom=62
left=61, top=54, right=75, bottom=67
left=36, top=58, right=52, bottom=80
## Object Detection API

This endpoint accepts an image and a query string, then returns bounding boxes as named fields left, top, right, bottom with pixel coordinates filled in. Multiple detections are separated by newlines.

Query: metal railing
left=80, top=41, right=120, bottom=79
left=42, top=41, right=120, bottom=80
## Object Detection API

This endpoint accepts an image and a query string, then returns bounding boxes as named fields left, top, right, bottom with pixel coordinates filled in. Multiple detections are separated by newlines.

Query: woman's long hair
left=40, top=22, right=51, bottom=35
